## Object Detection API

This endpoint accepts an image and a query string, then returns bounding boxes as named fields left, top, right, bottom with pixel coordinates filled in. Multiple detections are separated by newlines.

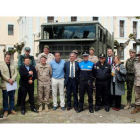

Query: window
left=120, top=43, right=124, bottom=60
left=93, top=17, right=98, bottom=21
left=133, top=43, right=137, bottom=53
left=71, top=17, right=77, bottom=22
left=47, top=17, right=54, bottom=23
left=8, top=25, right=14, bottom=35
left=120, top=20, right=124, bottom=37
left=43, top=24, right=96, bottom=39
left=133, top=21, right=137, bottom=38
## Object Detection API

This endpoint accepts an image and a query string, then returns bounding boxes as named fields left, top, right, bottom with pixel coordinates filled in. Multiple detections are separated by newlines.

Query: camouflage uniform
left=134, top=60, right=140, bottom=105
left=126, top=57, right=137, bottom=102
left=37, top=52, right=55, bottom=64
left=36, top=63, right=52, bottom=105
left=88, top=55, right=98, bottom=64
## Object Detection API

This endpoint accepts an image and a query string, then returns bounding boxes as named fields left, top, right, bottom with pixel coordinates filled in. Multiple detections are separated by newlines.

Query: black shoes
left=89, top=108, right=94, bottom=113
left=105, top=108, right=110, bottom=112
left=31, top=108, right=39, bottom=113
left=77, top=108, right=83, bottom=113
left=95, top=107, right=100, bottom=112
left=74, top=107, right=78, bottom=111
left=21, top=110, right=25, bottom=115
left=67, top=107, right=71, bottom=111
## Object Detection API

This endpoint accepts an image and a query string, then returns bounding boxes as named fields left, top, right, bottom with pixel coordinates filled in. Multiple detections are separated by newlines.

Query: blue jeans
left=2, top=90, right=15, bottom=111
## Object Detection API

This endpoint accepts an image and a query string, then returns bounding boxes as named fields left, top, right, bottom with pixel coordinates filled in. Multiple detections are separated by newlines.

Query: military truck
left=35, top=21, right=114, bottom=59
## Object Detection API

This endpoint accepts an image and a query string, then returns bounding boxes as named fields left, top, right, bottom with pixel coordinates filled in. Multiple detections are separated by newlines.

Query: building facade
left=0, top=16, right=139, bottom=62
left=0, top=17, right=19, bottom=62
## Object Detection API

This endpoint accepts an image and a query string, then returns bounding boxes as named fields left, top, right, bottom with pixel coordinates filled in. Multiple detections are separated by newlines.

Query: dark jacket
left=19, top=65, right=37, bottom=86
left=105, top=56, right=113, bottom=65
left=93, top=61, right=111, bottom=81
left=64, top=61, right=80, bottom=86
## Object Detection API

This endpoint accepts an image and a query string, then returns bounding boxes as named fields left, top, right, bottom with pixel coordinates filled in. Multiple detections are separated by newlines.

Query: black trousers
left=66, top=78, right=78, bottom=108
left=20, top=84, right=35, bottom=110
left=79, top=80, right=93, bottom=109
left=96, top=81, right=110, bottom=108
left=113, top=82, right=121, bottom=108
left=17, top=79, right=30, bottom=105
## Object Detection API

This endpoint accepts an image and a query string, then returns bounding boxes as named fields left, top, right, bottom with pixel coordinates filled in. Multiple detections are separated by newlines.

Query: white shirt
left=69, top=61, right=75, bottom=78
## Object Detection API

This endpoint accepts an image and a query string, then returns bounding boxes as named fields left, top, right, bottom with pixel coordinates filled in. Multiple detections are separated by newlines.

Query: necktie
left=71, top=62, right=74, bottom=78
left=109, top=57, right=111, bottom=64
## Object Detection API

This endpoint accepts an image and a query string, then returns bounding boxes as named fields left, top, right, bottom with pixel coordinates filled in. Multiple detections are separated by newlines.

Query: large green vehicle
left=35, top=21, right=114, bottom=59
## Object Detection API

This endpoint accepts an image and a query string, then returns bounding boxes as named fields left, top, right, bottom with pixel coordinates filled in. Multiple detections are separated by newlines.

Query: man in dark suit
left=106, top=49, right=114, bottom=65
left=106, top=48, right=114, bottom=107
left=19, top=56, right=38, bottom=115
left=64, top=53, right=79, bottom=111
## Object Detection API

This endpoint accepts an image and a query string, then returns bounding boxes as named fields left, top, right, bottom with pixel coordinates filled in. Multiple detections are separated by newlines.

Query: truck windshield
left=43, top=24, right=96, bottom=39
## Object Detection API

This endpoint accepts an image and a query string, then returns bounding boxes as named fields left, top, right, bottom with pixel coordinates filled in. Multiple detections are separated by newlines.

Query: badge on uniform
left=97, top=66, right=99, bottom=69
left=81, top=65, right=83, bottom=68
left=105, top=67, right=108, bottom=68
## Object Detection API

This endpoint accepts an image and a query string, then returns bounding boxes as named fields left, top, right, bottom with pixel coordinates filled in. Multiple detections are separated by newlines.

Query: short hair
left=69, top=53, right=76, bottom=57
left=107, top=48, right=113, bottom=52
left=24, top=56, right=30, bottom=61
left=5, top=53, right=11, bottom=57
left=54, top=52, right=61, bottom=56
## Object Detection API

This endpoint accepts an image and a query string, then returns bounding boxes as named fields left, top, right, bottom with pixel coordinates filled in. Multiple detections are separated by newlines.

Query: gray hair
left=69, top=53, right=76, bottom=57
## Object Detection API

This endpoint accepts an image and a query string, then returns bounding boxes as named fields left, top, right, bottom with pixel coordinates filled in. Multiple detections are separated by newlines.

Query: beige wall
left=0, top=17, right=18, bottom=62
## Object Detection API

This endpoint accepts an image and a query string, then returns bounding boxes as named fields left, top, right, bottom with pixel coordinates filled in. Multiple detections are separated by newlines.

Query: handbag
left=116, top=64, right=127, bottom=82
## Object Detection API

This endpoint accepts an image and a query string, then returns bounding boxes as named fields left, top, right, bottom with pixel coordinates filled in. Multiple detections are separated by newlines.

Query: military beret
left=129, top=49, right=136, bottom=53
left=136, top=51, right=140, bottom=56
left=72, top=50, right=78, bottom=54
left=40, top=54, right=47, bottom=59
left=82, top=51, right=89, bottom=56
left=90, top=47, right=95, bottom=51
left=99, top=53, right=106, bottom=58
left=25, top=47, right=31, bottom=51
left=44, top=45, right=49, bottom=49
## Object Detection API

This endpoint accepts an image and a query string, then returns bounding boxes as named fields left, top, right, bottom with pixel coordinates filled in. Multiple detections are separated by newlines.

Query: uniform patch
left=88, top=66, right=92, bottom=68
left=97, top=66, right=99, bottom=69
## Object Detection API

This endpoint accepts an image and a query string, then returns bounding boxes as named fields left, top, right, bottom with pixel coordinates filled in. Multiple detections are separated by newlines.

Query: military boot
left=124, top=101, right=131, bottom=110
left=131, top=105, right=140, bottom=114
left=45, top=104, right=49, bottom=112
left=38, top=104, right=43, bottom=112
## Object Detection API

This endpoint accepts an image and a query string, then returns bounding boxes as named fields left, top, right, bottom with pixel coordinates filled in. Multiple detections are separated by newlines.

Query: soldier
left=37, top=45, right=55, bottom=64
left=88, top=47, right=98, bottom=101
left=72, top=50, right=82, bottom=62
left=131, top=51, right=140, bottom=114
left=88, top=47, right=98, bottom=64
left=37, top=45, right=54, bottom=99
left=36, top=55, right=52, bottom=112
left=124, top=49, right=137, bottom=110
left=17, top=47, right=36, bottom=107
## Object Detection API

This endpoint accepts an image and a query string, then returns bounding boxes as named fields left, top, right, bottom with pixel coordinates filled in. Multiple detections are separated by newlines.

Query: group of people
left=0, top=44, right=140, bottom=118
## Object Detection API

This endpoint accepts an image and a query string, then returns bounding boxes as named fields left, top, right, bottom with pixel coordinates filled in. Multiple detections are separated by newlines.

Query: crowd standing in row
left=0, top=44, right=140, bottom=118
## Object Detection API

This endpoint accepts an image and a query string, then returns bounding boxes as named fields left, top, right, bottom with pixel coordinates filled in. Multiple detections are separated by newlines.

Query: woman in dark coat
left=111, top=55, right=127, bottom=111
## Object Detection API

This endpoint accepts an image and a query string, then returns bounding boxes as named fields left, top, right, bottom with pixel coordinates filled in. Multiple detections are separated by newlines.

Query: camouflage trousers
left=126, top=76, right=134, bottom=102
left=38, top=85, right=50, bottom=105
left=134, top=86, right=140, bottom=105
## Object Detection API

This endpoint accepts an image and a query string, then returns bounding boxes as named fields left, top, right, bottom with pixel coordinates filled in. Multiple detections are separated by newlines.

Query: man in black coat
left=64, top=53, right=80, bottom=111
left=93, top=53, right=111, bottom=112
left=19, top=56, right=38, bottom=115
left=105, top=48, right=114, bottom=107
